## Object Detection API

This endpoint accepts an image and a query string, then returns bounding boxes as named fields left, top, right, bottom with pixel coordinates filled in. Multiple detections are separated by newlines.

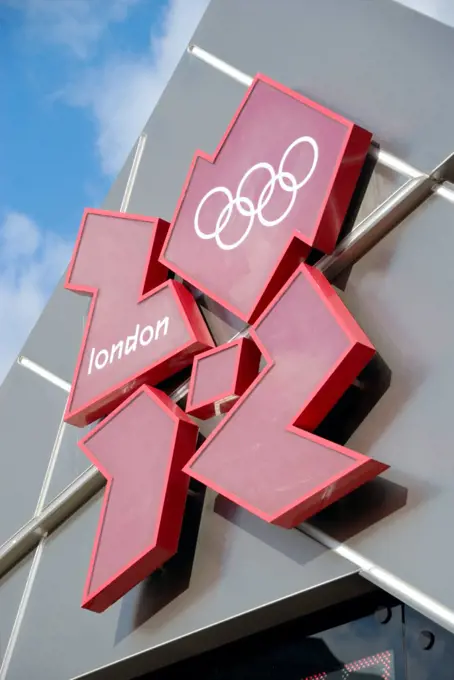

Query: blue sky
left=0, top=0, right=209, bottom=381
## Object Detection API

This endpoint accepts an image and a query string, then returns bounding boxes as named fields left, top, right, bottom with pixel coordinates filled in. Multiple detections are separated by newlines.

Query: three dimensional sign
left=65, top=74, right=388, bottom=612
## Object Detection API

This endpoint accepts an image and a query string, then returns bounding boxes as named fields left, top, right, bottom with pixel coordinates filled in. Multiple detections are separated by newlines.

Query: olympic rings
left=194, top=136, right=319, bottom=251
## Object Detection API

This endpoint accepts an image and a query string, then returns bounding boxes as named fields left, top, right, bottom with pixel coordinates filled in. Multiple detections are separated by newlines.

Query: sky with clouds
left=0, top=0, right=209, bottom=383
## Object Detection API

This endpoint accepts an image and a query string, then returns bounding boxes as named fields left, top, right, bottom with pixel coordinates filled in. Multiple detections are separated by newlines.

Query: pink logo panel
left=161, top=74, right=372, bottom=322
left=64, top=210, right=214, bottom=427
left=185, top=264, right=388, bottom=528
left=186, top=338, right=261, bottom=419
left=80, top=386, right=198, bottom=613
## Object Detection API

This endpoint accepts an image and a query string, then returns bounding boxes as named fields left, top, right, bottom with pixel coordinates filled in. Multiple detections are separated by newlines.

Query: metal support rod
left=298, top=523, right=454, bottom=635
left=120, top=134, right=147, bottom=213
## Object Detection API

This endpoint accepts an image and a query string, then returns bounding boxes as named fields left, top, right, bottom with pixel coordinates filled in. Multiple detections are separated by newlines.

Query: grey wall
left=2, top=0, right=454, bottom=678
left=311, top=191, right=454, bottom=609
left=192, top=0, right=454, bottom=174
left=4, top=495, right=361, bottom=680
left=0, top=365, right=67, bottom=545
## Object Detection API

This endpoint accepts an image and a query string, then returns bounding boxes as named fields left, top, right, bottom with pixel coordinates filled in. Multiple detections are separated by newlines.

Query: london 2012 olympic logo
left=194, top=136, right=319, bottom=251
left=65, top=74, right=378, bottom=614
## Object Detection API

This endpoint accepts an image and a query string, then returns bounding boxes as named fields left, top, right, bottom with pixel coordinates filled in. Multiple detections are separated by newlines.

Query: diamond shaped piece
left=186, top=338, right=261, bottom=420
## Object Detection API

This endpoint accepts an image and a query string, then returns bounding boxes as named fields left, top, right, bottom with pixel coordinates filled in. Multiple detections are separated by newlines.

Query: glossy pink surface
left=65, top=211, right=213, bottom=426
left=190, top=343, right=240, bottom=407
left=81, top=387, right=197, bottom=612
left=163, top=78, right=367, bottom=322
left=186, top=265, right=385, bottom=527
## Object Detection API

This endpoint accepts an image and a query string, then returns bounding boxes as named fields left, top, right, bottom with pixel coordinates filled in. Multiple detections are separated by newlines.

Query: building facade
left=2, top=0, right=454, bottom=677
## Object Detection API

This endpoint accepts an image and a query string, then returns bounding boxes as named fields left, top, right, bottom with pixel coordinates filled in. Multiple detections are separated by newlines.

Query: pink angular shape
left=186, top=338, right=261, bottom=419
left=185, top=264, right=388, bottom=528
left=64, top=209, right=214, bottom=427
left=79, top=385, right=198, bottom=613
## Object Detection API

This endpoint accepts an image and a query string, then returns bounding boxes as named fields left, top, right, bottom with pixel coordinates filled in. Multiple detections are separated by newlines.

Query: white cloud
left=9, top=0, right=141, bottom=59
left=66, top=0, right=210, bottom=175
left=0, top=212, right=72, bottom=383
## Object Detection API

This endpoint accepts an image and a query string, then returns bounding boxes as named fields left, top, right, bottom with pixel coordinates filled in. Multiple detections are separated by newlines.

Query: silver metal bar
left=318, top=175, right=435, bottom=281
left=298, top=523, right=454, bottom=635
left=374, top=148, right=421, bottom=179
left=16, top=355, right=71, bottom=392
left=435, top=182, right=454, bottom=203
left=0, top=540, right=45, bottom=679
left=120, top=133, right=147, bottom=213
left=187, top=44, right=253, bottom=86
left=0, top=466, right=103, bottom=579
left=187, top=44, right=424, bottom=181
left=34, top=415, right=67, bottom=517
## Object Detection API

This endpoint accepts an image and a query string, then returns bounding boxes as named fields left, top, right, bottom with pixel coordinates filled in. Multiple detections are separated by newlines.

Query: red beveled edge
left=188, top=444, right=389, bottom=527
left=184, top=263, right=383, bottom=522
left=255, top=73, right=357, bottom=130
left=170, top=280, right=215, bottom=351
left=186, top=339, right=245, bottom=415
left=80, top=384, right=196, bottom=610
left=64, top=209, right=170, bottom=426
left=159, top=74, right=371, bottom=323
left=65, top=278, right=213, bottom=426
left=306, top=266, right=375, bottom=351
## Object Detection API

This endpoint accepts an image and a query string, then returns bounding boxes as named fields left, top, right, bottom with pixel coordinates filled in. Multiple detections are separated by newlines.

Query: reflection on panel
left=0, top=552, right=33, bottom=665
left=192, top=0, right=454, bottom=171
left=353, top=161, right=410, bottom=231
left=0, top=364, right=66, bottom=546
left=396, top=0, right=454, bottom=30
left=43, top=422, right=93, bottom=505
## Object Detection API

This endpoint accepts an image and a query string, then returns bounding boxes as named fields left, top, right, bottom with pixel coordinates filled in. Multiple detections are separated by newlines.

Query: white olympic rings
left=194, top=136, right=319, bottom=251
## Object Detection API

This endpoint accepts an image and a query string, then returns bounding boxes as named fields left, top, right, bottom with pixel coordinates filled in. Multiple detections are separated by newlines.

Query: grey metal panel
left=102, top=142, right=137, bottom=213
left=19, top=278, right=89, bottom=383
left=192, top=0, right=454, bottom=173
left=126, top=53, right=246, bottom=221
left=309, top=193, right=454, bottom=610
left=43, top=423, right=91, bottom=504
left=0, top=553, right=32, bottom=664
left=5, top=493, right=358, bottom=680
left=0, top=364, right=66, bottom=546
left=396, top=0, right=454, bottom=29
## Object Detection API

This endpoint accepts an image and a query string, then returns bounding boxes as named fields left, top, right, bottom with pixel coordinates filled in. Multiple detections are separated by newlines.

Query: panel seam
left=0, top=540, right=45, bottom=680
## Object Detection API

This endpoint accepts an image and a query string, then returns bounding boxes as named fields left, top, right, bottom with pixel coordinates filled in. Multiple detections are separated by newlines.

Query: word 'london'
left=87, top=317, right=169, bottom=375
left=65, top=73, right=388, bottom=614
